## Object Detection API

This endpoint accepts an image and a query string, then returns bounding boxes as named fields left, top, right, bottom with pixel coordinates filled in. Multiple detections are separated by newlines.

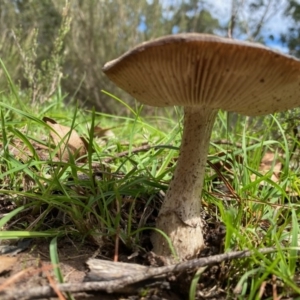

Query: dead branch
left=1, top=247, right=276, bottom=299
left=228, top=0, right=239, bottom=38
left=251, top=0, right=274, bottom=39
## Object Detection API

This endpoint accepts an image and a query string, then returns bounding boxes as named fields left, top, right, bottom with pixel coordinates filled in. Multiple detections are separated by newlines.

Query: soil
left=0, top=239, right=95, bottom=299
left=0, top=220, right=228, bottom=300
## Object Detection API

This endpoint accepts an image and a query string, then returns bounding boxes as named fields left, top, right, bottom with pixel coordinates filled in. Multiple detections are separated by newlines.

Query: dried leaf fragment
left=94, top=125, right=115, bottom=139
left=0, top=256, right=17, bottom=274
left=43, top=117, right=87, bottom=161
left=251, top=151, right=282, bottom=183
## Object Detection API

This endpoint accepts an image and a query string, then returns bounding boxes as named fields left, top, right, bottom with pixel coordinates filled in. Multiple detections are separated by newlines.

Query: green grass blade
left=0, top=231, right=59, bottom=238
left=49, top=237, right=64, bottom=283
left=0, top=206, right=25, bottom=228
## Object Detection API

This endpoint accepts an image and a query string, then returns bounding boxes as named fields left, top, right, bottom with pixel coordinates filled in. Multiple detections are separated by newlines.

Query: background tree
left=281, top=0, right=300, bottom=57
left=0, top=0, right=296, bottom=113
left=168, top=0, right=220, bottom=34
left=226, top=0, right=284, bottom=42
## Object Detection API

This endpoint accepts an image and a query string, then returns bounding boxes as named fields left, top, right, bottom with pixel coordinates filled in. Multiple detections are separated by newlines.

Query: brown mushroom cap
left=103, top=33, right=300, bottom=116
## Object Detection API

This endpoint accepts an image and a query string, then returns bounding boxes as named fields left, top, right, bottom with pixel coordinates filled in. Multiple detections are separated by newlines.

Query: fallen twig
left=0, top=264, right=53, bottom=293
left=1, top=247, right=276, bottom=299
left=103, top=144, right=177, bottom=163
left=45, top=268, right=66, bottom=300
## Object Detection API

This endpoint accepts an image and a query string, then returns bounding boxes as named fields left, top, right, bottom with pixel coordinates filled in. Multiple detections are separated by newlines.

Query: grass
left=1, top=71, right=300, bottom=299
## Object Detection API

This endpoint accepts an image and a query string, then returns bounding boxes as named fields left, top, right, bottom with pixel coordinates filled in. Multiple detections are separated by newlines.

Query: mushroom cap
left=103, top=33, right=300, bottom=116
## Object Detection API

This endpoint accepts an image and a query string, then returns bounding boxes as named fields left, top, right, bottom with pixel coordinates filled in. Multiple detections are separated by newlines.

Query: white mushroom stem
left=152, top=106, right=218, bottom=261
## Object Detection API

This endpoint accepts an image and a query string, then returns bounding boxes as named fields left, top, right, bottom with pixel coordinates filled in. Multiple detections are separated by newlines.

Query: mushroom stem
left=152, top=106, right=218, bottom=261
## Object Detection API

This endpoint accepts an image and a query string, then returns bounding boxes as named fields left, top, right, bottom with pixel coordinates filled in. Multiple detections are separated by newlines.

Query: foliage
left=226, top=0, right=282, bottom=41
left=281, top=0, right=300, bottom=57
left=167, top=0, right=220, bottom=34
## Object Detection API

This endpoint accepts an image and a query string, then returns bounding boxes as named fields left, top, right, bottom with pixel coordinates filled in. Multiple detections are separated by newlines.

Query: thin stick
left=113, top=197, right=120, bottom=262
left=45, top=269, right=66, bottom=300
left=0, top=264, right=53, bottom=292
left=103, top=144, right=177, bottom=163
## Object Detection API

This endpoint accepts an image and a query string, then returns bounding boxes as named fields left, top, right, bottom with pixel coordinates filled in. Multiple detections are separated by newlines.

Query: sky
left=206, top=0, right=292, bottom=52
left=145, top=0, right=299, bottom=53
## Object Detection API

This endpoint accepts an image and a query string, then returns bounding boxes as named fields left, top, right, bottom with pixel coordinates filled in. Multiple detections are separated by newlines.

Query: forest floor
left=0, top=213, right=230, bottom=300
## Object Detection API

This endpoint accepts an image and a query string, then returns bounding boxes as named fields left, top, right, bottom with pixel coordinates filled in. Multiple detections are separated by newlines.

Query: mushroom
left=102, top=33, right=300, bottom=261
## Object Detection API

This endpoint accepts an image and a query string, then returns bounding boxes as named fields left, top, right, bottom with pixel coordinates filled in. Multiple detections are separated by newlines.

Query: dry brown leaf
left=0, top=256, right=17, bottom=274
left=259, top=152, right=282, bottom=175
left=43, top=117, right=87, bottom=162
left=80, top=136, right=91, bottom=154
left=94, top=125, right=115, bottom=138
left=251, top=151, right=282, bottom=183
